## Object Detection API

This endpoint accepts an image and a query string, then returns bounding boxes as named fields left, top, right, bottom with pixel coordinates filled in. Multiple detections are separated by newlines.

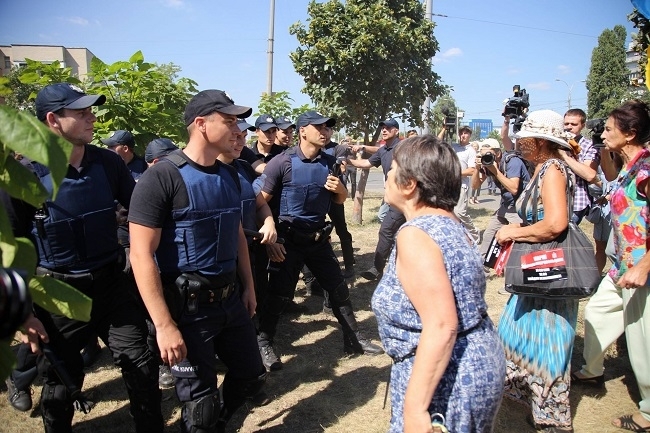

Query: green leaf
left=0, top=341, right=17, bottom=383
left=2, top=237, right=37, bottom=277
left=30, top=276, right=92, bottom=322
left=0, top=155, right=48, bottom=207
left=129, top=51, right=145, bottom=64
left=0, top=106, right=72, bottom=198
left=0, top=201, right=17, bottom=266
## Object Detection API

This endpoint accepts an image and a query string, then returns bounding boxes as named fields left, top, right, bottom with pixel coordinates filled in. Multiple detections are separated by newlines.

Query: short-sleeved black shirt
left=262, top=145, right=343, bottom=230
left=368, top=137, right=400, bottom=179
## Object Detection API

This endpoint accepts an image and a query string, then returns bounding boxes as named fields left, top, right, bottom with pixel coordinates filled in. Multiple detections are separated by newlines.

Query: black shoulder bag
left=504, top=161, right=600, bottom=299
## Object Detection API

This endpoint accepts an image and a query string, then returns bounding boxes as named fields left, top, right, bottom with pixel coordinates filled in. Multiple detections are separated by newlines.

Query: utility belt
left=36, top=254, right=123, bottom=283
left=171, top=273, right=235, bottom=317
left=279, top=221, right=334, bottom=246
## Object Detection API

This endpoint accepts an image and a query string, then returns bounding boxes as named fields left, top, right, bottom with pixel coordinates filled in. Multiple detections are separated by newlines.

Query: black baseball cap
left=296, top=111, right=336, bottom=128
left=145, top=138, right=178, bottom=163
left=35, top=83, right=106, bottom=121
left=255, top=114, right=278, bottom=132
left=237, top=119, right=255, bottom=132
left=276, top=116, right=295, bottom=130
left=101, top=130, right=136, bottom=148
left=379, top=118, right=399, bottom=129
left=183, top=90, right=252, bottom=126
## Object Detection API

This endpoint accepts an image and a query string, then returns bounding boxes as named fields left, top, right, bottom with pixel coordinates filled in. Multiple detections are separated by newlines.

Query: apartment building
left=0, top=44, right=95, bottom=78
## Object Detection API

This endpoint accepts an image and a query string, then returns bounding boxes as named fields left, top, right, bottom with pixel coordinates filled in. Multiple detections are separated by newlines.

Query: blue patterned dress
left=372, top=215, right=506, bottom=433
left=497, top=159, right=579, bottom=429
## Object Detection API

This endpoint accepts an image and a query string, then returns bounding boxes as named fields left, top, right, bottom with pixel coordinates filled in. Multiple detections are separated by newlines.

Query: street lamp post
left=555, top=79, right=586, bottom=110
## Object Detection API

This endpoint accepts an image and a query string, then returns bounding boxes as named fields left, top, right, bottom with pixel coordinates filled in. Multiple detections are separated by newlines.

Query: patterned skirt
left=497, top=294, right=579, bottom=428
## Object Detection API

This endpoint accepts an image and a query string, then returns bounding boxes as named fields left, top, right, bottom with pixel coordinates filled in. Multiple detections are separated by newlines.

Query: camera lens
left=0, top=268, right=32, bottom=339
left=481, top=152, right=495, bottom=165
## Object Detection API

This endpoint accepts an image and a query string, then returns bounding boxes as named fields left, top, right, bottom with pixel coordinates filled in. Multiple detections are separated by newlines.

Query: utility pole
left=555, top=79, right=585, bottom=110
left=266, top=0, right=275, bottom=96
left=422, top=0, right=433, bottom=134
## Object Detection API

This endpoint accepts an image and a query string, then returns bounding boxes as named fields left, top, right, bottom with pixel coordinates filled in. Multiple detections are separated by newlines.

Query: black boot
left=257, top=333, right=282, bottom=371
left=335, top=304, right=384, bottom=355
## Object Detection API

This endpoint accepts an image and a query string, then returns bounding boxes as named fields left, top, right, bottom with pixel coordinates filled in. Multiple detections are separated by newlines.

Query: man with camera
left=559, top=108, right=600, bottom=225
left=438, top=124, right=480, bottom=243
left=472, top=138, right=530, bottom=277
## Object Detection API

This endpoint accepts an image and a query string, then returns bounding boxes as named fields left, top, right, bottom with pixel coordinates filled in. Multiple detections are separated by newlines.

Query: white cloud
left=557, top=65, right=571, bottom=74
left=440, top=47, right=462, bottom=59
left=164, top=0, right=185, bottom=8
left=66, top=16, right=89, bottom=26
left=526, top=82, right=551, bottom=90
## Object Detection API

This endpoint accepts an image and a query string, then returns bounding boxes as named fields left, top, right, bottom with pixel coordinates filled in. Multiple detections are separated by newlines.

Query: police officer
left=102, top=129, right=148, bottom=180
left=258, top=110, right=384, bottom=371
left=33, top=83, right=163, bottom=433
left=129, top=89, right=267, bottom=433
left=275, top=116, right=296, bottom=147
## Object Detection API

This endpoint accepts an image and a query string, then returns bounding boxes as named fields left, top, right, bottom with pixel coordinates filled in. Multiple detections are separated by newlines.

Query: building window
left=4, top=56, right=10, bottom=69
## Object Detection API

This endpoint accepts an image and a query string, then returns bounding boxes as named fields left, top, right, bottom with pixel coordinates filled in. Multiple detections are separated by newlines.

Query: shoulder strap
left=164, top=151, right=187, bottom=168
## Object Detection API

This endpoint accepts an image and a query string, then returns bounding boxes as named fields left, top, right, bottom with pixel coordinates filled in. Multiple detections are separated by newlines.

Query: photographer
left=472, top=139, right=530, bottom=276
left=558, top=108, right=601, bottom=225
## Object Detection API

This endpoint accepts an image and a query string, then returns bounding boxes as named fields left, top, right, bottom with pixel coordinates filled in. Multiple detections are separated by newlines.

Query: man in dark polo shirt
left=102, top=129, right=148, bottom=180
left=257, top=110, right=383, bottom=371
left=32, top=83, right=162, bottom=433
left=347, top=118, right=405, bottom=281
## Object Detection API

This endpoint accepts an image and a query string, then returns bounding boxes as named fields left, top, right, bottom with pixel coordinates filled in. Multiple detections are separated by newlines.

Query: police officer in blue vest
left=257, top=110, right=384, bottom=371
left=129, top=90, right=267, bottom=433
left=32, top=83, right=163, bottom=433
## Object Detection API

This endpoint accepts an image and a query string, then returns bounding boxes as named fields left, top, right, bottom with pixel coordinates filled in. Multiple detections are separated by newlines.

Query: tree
left=586, top=25, right=629, bottom=118
left=487, top=129, right=502, bottom=144
left=290, top=0, right=444, bottom=222
left=256, top=91, right=312, bottom=119
left=88, top=52, right=198, bottom=152
left=2, top=51, right=198, bottom=154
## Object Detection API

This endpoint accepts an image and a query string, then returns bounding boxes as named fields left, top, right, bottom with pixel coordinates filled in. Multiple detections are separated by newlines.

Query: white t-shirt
left=452, top=142, right=476, bottom=187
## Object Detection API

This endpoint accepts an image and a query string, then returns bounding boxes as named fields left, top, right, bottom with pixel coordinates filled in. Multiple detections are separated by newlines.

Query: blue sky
left=0, top=0, right=638, bottom=128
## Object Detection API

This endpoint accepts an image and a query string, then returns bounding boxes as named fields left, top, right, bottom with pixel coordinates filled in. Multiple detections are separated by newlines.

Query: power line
left=433, top=14, right=597, bottom=39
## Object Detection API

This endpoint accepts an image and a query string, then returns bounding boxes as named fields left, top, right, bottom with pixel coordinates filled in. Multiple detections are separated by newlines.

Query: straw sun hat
left=514, top=110, right=574, bottom=151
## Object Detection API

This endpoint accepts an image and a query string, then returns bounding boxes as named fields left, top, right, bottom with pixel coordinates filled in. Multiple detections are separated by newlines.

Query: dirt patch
left=0, top=194, right=636, bottom=432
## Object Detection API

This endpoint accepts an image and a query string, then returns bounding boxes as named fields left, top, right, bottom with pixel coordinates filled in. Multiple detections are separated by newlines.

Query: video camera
left=586, top=118, right=605, bottom=148
left=503, top=85, right=530, bottom=132
left=441, top=107, right=457, bottom=135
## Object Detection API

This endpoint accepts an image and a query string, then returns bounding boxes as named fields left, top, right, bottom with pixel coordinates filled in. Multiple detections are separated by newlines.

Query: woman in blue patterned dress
left=372, top=135, right=506, bottom=433
left=495, top=110, right=578, bottom=432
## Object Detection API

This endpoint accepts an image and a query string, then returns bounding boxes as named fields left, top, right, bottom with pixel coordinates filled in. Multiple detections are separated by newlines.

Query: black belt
left=189, top=284, right=235, bottom=304
left=36, top=261, right=117, bottom=283
left=392, top=312, right=488, bottom=363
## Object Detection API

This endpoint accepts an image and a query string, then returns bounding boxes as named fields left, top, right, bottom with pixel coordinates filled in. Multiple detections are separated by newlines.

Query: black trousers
left=373, top=206, right=406, bottom=272
left=260, top=233, right=350, bottom=340
left=35, top=265, right=162, bottom=433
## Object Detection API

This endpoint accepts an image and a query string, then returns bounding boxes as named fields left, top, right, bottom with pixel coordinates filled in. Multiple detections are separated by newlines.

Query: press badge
left=520, top=248, right=568, bottom=283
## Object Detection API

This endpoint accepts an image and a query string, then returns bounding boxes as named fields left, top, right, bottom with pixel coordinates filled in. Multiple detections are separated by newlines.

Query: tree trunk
left=352, top=168, right=370, bottom=224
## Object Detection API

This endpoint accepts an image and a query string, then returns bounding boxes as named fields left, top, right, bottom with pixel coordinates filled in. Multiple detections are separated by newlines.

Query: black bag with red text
left=504, top=162, right=600, bottom=299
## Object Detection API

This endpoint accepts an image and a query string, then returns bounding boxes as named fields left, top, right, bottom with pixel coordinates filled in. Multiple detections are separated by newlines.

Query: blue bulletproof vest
left=232, top=160, right=257, bottom=244
left=279, top=148, right=334, bottom=229
left=156, top=155, right=242, bottom=277
left=34, top=159, right=119, bottom=272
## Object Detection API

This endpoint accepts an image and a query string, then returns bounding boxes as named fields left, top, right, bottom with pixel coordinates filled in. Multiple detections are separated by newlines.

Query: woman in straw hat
left=495, top=110, right=578, bottom=432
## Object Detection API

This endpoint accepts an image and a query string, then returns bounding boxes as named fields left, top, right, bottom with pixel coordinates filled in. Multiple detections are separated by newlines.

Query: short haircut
left=564, top=108, right=586, bottom=124
left=393, top=135, right=461, bottom=211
